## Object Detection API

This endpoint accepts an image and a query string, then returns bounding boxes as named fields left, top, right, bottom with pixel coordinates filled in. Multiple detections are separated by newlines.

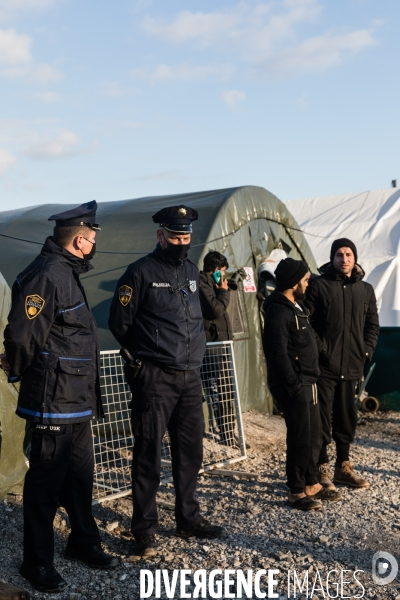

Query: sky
left=0, top=0, right=399, bottom=210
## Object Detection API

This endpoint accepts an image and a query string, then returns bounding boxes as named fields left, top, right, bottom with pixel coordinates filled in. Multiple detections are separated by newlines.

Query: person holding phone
left=199, top=251, right=235, bottom=446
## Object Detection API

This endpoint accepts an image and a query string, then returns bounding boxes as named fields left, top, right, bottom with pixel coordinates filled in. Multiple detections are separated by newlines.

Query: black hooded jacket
left=4, top=237, right=102, bottom=424
left=108, top=243, right=206, bottom=370
left=199, top=272, right=233, bottom=342
left=263, top=291, right=320, bottom=397
left=304, top=262, right=380, bottom=380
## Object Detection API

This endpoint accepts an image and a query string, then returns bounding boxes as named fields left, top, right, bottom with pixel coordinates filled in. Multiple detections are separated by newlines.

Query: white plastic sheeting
left=285, top=188, right=400, bottom=326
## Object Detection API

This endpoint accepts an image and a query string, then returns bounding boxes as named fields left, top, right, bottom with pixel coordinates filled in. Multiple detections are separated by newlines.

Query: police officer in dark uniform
left=1, top=201, right=118, bottom=593
left=109, top=206, right=224, bottom=557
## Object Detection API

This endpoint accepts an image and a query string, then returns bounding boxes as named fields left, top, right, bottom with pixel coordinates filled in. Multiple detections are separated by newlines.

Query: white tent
left=285, top=188, right=400, bottom=327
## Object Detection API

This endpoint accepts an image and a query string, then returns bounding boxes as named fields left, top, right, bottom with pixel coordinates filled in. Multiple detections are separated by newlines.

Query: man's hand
left=217, top=276, right=229, bottom=291
left=0, top=353, right=10, bottom=374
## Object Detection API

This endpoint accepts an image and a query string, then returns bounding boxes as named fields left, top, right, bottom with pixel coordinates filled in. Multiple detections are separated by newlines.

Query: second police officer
left=109, top=205, right=224, bottom=557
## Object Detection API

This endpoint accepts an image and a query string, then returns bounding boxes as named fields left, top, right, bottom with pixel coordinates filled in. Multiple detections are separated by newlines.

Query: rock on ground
left=0, top=410, right=399, bottom=599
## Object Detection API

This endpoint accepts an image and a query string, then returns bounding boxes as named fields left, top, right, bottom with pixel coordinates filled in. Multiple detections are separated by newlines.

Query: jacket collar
left=264, top=290, right=310, bottom=316
left=41, top=237, right=93, bottom=275
left=318, top=261, right=365, bottom=282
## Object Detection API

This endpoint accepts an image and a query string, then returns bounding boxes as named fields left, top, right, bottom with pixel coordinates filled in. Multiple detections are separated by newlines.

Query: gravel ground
left=0, top=410, right=399, bottom=600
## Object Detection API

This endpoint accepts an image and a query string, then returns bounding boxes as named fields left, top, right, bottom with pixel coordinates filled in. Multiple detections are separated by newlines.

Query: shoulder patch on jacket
left=119, top=285, right=132, bottom=306
left=25, top=294, right=45, bottom=319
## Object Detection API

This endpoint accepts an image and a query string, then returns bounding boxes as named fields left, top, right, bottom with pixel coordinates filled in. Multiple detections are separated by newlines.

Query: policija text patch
left=119, top=285, right=132, bottom=306
left=25, top=294, right=46, bottom=319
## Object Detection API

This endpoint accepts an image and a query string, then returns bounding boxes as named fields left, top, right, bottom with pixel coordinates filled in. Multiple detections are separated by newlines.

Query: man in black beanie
left=263, top=258, right=341, bottom=510
left=305, top=238, right=379, bottom=489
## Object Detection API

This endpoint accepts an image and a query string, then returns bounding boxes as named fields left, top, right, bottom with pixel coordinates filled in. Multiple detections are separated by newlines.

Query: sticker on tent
left=243, top=267, right=257, bottom=293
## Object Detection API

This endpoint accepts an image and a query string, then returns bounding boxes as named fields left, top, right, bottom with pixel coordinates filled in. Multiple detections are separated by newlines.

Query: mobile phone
left=212, top=270, right=221, bottom=284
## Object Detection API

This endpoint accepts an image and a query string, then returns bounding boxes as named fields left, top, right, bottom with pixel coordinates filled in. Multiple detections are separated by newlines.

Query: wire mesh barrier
left=92, top=342, right=246, bottom=503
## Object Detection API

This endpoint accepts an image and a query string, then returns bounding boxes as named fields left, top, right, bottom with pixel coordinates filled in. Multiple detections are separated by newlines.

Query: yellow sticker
left=119, top=285, right=132, bottom=307
left=25, top=295, right=45, bottom=320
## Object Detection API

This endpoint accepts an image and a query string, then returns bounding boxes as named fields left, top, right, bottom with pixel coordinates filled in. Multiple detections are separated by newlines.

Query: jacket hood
left=319, top=261, right=365, bottom=282
left=263, top=290, right=309, bottom=315
left=41, top=236, right=93, bottom=275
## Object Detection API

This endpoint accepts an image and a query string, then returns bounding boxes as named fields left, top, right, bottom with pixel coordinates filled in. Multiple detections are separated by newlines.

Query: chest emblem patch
left=25, top=295, right=45, bottom=319
left=119, top=285, right=132, bottom=306
left=189, top=280, right=197, bottom=293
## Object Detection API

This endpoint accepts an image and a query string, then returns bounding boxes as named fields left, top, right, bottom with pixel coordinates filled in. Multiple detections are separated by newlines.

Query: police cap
left=152, top=205, right=198, bottom=233
left=48, top=200, right=101, bottom=230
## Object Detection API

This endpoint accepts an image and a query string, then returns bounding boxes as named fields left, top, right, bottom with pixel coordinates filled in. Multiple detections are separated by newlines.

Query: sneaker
left=132, top=535, right=160, bottom=557
left=65, top=543, right=118, bottom=569
left=20, top=563, right=68, bottom=593
left=176, top=519, right=224, bottom=540
left=287, top=496, right=323, bottom=511
left=306, top=487, right=342, bottom=502
left=318, top=463, right=337, bottom=491
left=333, top=461, right=370, bottom=489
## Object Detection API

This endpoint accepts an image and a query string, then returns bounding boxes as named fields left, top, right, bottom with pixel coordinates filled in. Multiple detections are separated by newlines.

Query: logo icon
left=372, top=551, right=398, bottom=585
left=119, top=285, right=132, bottom=306
left=25, top=295, right=45, bottom=319
left=178, top=207, right=187, bottom=217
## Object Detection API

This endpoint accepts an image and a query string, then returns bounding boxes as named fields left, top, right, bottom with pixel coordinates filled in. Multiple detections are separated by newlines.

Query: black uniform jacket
left=108, top=244, right=206, bottom=370
left=305, top=262, right=380, bottom=380
left=263, top=291, right=320, bottom=398
left=199, top=272, right=233, bottom=342
left=4, top=237, right=102, bottom=424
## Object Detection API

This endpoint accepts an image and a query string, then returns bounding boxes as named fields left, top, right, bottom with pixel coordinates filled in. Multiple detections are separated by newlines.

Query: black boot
left=20, top=563, right=68, bottom=593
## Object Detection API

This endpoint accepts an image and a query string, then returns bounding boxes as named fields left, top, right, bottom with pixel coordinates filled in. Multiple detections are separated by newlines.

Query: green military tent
left=0, top=185, right=316, bottom=496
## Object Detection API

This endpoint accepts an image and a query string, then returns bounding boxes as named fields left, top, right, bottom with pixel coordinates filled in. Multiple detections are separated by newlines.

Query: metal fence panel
left=92, top=342, right=246, bottom=502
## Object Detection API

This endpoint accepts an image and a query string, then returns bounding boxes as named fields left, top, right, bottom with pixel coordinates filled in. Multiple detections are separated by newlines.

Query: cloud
left=0, top=148, right=16, bottom=174
left=34, top=91, right=61, bottom=103
left=1, top=62, right=63, bottom=83
left=0, top=26, right=63, bottom=83
left=0, top=27, right=31, bottom=64
left=23, top=130, right=86, bottom=159
left=130, top=63, right=235, bottom=83
left=142, top=0, right=321, bottom=52
left=221, top=89, right=246, bottom=107
left=0, top=0, right=57, bottom=22
left=140, top=0, right=379, bottom=78
left=264, top=29, right=377, bottom=75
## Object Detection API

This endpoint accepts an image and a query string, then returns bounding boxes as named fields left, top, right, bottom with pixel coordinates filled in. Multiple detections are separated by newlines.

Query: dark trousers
left=317, top=377, right=359, bottom=464
left=273, top=385, right=322, bottom=494
left=23, top=421, right=100, bottom=566
left=129, top=363, right=203, bottom=536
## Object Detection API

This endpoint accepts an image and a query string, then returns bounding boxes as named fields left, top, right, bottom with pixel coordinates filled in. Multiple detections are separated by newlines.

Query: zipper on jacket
left=155, top=327, right=159, bottom=354
left=175, top=267, right=190, bottom=369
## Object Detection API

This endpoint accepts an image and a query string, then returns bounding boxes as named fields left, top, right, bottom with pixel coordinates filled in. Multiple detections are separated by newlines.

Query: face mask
left=162, top=235, right=190, bottom=261
left=82, top=238, right=96, bottom=261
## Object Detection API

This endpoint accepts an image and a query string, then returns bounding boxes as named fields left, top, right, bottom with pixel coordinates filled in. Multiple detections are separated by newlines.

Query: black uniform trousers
left=272, top=384, right=322, bottom=494
left=23, top=421, right=100, bottom=566
left=129, top=363, right=203, bottom=537
left=317, top=377, right=359, bottom=464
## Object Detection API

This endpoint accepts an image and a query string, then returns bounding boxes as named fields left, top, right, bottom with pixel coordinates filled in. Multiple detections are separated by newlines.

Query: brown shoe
left=318, top=463, right=337, bottom=491
left=333, top=461, right=370, bottom=488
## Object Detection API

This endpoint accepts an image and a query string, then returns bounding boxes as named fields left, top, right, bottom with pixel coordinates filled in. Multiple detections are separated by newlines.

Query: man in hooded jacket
left=263, top=258, right=341, bottom=510
left=305, top=238, right=380, bottom=490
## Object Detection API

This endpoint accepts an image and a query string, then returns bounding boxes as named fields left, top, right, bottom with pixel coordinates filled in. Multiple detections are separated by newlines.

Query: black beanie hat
left=274, top=258, right=309, bottom=292
left=330, top=238, right=358, bottom=263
